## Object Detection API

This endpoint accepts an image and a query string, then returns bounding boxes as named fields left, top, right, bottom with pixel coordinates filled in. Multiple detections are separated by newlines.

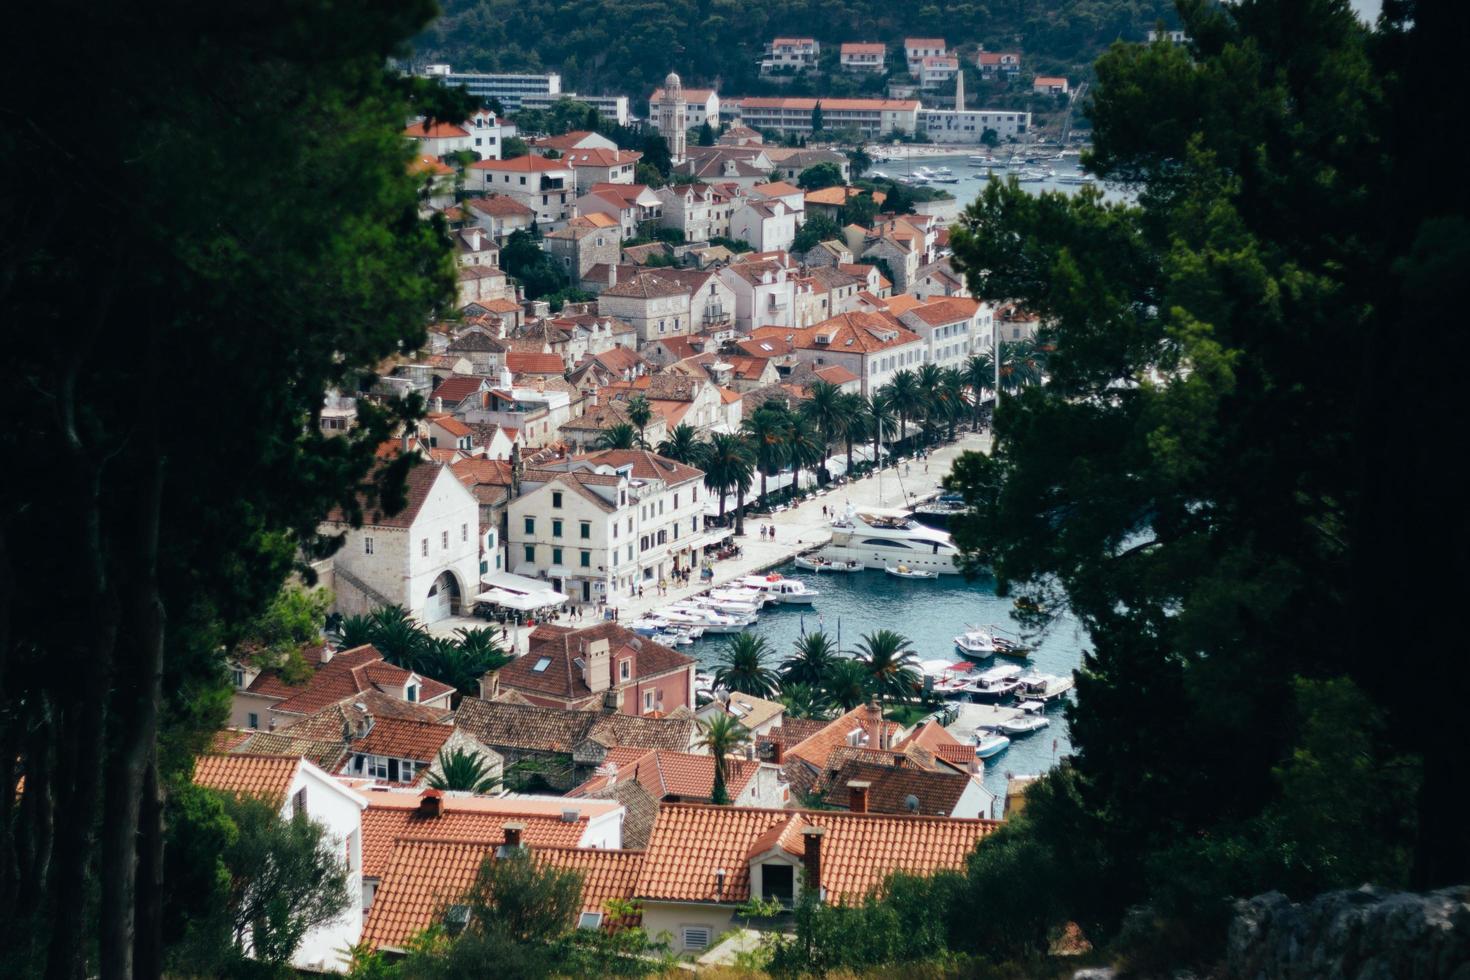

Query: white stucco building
left=320, top=462, right=482, bottom=623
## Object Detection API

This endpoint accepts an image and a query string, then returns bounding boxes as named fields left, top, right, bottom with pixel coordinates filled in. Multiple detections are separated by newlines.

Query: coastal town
left=173, top=31, right=1095, bottom=974
left=11, top=1, right=1462, bottom=978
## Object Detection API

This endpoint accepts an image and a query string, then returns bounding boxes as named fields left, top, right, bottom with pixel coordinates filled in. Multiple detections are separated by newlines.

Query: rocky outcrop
left=1227, top=884, right=1470, bottom=979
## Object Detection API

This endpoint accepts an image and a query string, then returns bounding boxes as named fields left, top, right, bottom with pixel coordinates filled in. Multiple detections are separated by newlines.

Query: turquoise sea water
left=685, top=562, right=1086, bottom=801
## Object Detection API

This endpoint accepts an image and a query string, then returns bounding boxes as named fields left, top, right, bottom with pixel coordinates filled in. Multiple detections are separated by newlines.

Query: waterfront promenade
left=427, top=431, right=991, bottom=648
left=608, top=429, right=991, bottom=623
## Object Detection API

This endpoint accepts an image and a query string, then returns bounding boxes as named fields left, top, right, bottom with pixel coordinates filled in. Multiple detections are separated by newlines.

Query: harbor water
left=870, top=149, right=1138, bottom=222
left=686, top=562, right=1086, bottom=802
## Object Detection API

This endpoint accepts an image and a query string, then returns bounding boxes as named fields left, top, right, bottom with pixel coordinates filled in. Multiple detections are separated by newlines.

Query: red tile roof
left=740, top=97, right=920, bottom=111
left=245, top=644, right=454, bottom=716
left=752, top=312, right=921, bottom=356
left=405, top=121, right=469, bottom=139
left=812, top=364, right=860, bottom=386
left=499, top=623, right=693, bottom=705
left=430, top=375, right=486, bottom=406
left=466, top=194, right=537, bottom=218
left=569, top=746, right=760, bottom=802
left=506, top=351, right=565, bottom=376
left=841, top=43, right=886, bottom=55
left=470, top=155, right=571, bottom=172
left=361, top=798, right=596, bottom=879
left=637, top=803, right=997, bottom=904
left=904, top=297, right=980, bottom=326
left=193, top=754, right=300, bottom=806
left=352, top=717, right=455, bottom=774
left=578, top=448, right=704, bottom=485
left=362, top=839, right=645, bottom=949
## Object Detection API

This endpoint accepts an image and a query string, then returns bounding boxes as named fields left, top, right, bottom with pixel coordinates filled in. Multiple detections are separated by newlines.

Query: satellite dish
left=904, top=794, right=920, bottom=813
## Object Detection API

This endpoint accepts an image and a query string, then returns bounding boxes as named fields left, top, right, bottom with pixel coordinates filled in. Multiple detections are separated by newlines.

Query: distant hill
left=413, top=0, right=1178, bottom=102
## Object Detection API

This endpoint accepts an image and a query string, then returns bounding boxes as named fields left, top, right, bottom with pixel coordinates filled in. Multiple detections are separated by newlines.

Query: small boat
left=692, top=594, right=764, bottom=617
left=630, top=617, right=672, bottom=636
left=885, top=564, right=938, bottom=579
left=737, top=574, right=819, bottom=605
left=794, top=554, right=864, bottom=573
left=1015, top=670, right=1075, bottom=702
left=954, top=625, right=1029, bottom=660
left=997, top=712, right=1050, bottom=737
left=919, top=659, right=978, bottom=699
left=652, top=631, right=693, bottom=647
left=928, top=174, right=960, bottom=184
left=661, top=606, right=751, bottom=633
left=870, top=170, right=890, bottom=180
left=970, top=664, right=1025, bottom=702
left=974, top=732, right=1011, bottom=758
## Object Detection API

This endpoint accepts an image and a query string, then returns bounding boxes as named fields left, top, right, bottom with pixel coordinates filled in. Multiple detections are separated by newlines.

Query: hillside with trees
left=413, top=0, right=1178, bottom=98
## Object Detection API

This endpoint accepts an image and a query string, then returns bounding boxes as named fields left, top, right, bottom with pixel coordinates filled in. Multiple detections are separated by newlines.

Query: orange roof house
left=634, top=802, right=997, bottom=951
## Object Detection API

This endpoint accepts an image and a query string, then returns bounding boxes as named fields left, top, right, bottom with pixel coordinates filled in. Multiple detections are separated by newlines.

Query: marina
left=679, top=557, right=1084, bottom=801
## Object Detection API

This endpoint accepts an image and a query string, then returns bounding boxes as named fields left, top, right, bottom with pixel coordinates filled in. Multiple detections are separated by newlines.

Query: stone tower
left=658, top=71, right=687, bottom=164
left=955, top=68, right=966, bottom=112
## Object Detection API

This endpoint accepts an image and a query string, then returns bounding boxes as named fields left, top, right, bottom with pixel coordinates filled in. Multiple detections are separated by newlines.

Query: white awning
left=475, top=571, right=567, bottom=610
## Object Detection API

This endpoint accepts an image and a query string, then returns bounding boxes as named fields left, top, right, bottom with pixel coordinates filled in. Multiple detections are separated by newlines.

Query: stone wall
left=1226, top=885, right=1470, bottom=980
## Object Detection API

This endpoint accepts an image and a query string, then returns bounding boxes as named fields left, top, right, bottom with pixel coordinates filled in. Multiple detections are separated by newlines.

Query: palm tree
left=779, top=683, right=832, bottom=721
left=914, top=363, right=945, bottom=446
left=781, top=631, right=839, bottom=687
left=695, top=713, right=752, bottom=805
left=784, top=413, right=826, bottom=496
left=596, top=421, right=639, bottom=450
left=427, top=747, right=501, bottom=794
left=742, top=403, right=789, bottom=509
left=368, top=605, right=430, bottom=671
left=835, top=391, right=866, bottom=477
left=712, top=634, right=779, bottom=698
left=822, top=658, right=871, bottom=712
left=865, top=391, right=899, bottom=472
left=625, top=394, right=653, bottom=447
left=657, top=423, right=705, bottom=466
left=330, top=613, right=374, bottom=649
left=884, top=369, right=923, bottom=454
left=937, top=366, right=967, bottom=441
left=856, top=629, right=919, bottom=704
left=800, top=381, right=845, bottom=483
left=963, top=352, right=995, bottom=429
left=702, top=431, right=755, bottom=535
left=998, top=339, right=1047, bottom=392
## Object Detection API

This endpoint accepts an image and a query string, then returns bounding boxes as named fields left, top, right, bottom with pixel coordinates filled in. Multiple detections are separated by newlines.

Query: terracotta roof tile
left=226, top=731, right=349, bottom=772
left=193, top=754, right=299, bottom=806
left=405, top=121, right=469, bottom=139
left=569, top=747, right=759, bottom=802
left=903, top=297, right=980, bottom=326
left=470, top=155, right=571, bottom=173
left=352, top=718, right=455, bottom=773
left=638, top=803, right=997, bottom=904
left=822, top=759, right=975, bottom=816
left=505, top=352, right=565, bottom=375
left=499, top=623, right=693, bottom=704
left=360, top=801, right=591, bottom=880
left=452, top=698, right=696, bottom=754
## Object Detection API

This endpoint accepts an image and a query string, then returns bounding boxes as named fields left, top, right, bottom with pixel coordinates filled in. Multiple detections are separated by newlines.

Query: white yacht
left=736, top=574, right=819, bottom=605
left=954, top=625, right=1029, bottom=660
left=821, top=506, right=962, bottom=574
left=970, top=663, right=1025, bottom=703
left=692, top=593, right=764, bottom=618
left=661, top=605, right=750, bottom=633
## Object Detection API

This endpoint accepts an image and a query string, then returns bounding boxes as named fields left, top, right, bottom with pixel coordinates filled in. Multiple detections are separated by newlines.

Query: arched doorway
left=424, top=570, right=462, bottom=624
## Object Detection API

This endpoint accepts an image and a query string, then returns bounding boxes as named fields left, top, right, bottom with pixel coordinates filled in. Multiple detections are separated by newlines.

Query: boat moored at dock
left=822, top=506, right=962, bottom=574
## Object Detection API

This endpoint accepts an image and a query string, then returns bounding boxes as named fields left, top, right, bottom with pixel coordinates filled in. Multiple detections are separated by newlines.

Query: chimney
left=417, top=789, right=444, bottom=819
left=801, top=827, right=826, bottom=900
left=510, top=443, right=523, bottom=498
left=478, top=667, right=501, bottom=700
left=584, top=638, right=611, bottom=695
left=319, top=645, right=334, bottom=664
left=771, top=739, right=784, bottom=765
left=503, top=821, right=525, bottom=849
left=847, top=780, right=872, bottom=814
left=863, top=700, right=884, bottom=749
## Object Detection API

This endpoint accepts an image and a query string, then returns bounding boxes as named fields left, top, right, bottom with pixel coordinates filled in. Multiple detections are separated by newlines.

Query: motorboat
left=970, top=663, right=1025, bottom=703
left=1016, top=670, right=1075, bottom=703
left=996, top=712, right=1050, bottom=737
left=660, top=606, right=750, bottom=633
left=691, top=593, right=764, bottom=617
left=870, top=170, right=891, bottom=180
left=954, top=625, right=1029, bottom=660
left=630, top=617, right=673, bottom=637
left=793, top=554, right=864, bottom=573
left=974, top=732, right=1011, bottom=758
left=708, top=586, right=776, bottom=608
left=927, top=173, right=960, bottom=183
left=913, top=492, right=967, bottom=529
left=652, top=631, right=693, bottom=647
left=885, top=564, right=939, bottom=579
left=823, top=505, right=961, bottom=573
left=737, top=574, right=819, bottom=605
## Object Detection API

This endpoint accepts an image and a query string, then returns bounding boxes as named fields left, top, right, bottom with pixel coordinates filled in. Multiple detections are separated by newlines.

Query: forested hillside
left=414, top=0, right=1177, bottom=97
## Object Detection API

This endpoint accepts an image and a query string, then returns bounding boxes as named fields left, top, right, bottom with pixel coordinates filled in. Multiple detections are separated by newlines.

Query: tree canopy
left=2, top=0, right=459, bottom=973
left=937, top=0, right=1470, bottom=963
